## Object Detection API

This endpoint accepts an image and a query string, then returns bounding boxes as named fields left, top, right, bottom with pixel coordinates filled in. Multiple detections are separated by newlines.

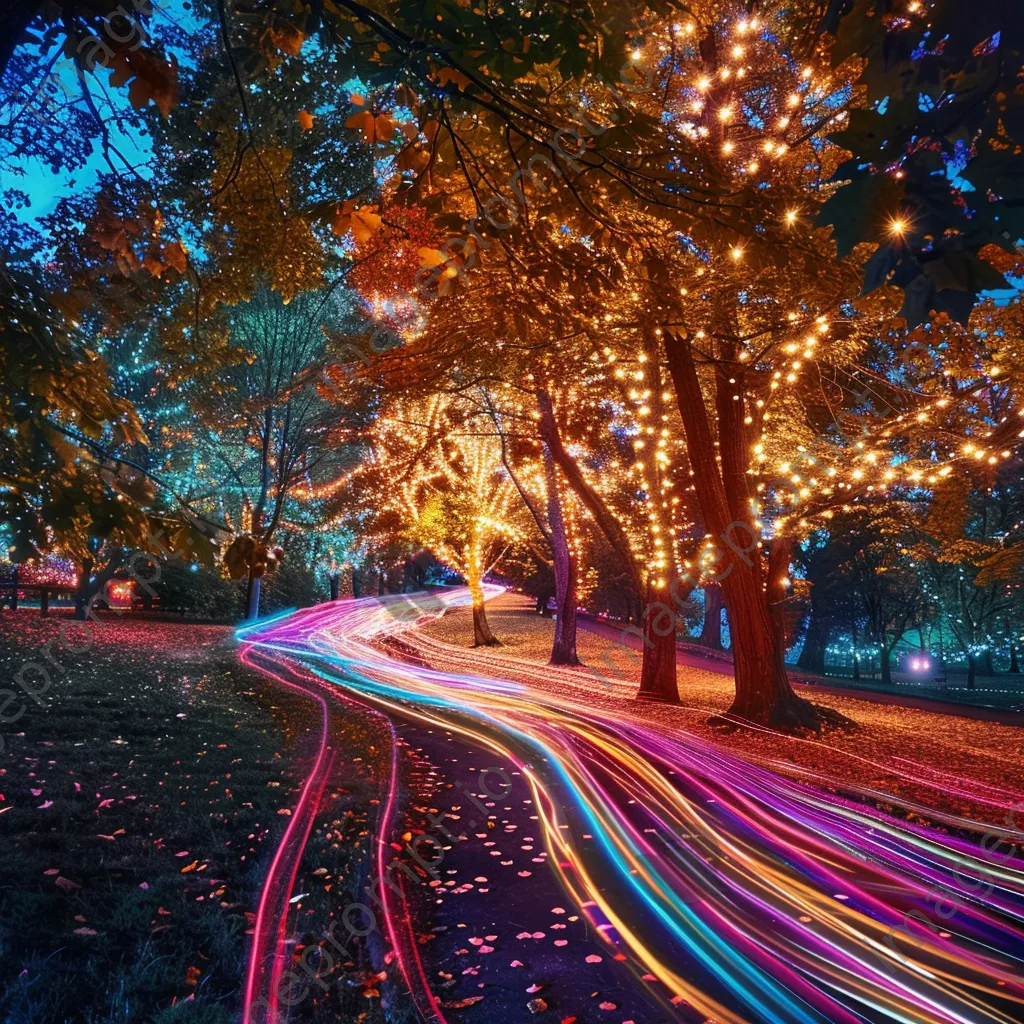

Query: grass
left=0, top=611, right=324, bottom=1023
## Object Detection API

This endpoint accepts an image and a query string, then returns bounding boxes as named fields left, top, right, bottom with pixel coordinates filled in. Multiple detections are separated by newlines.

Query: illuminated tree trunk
left=637, top=593, right=679, bottom=702
left=543, top=438, right=580, bottom=666
left=664, top=333, right=849, bottom=730
left=538, top=388, right=674, bottom=691
left=467, top=541, right=499, bottom=647
left=699, top=583, right=724, bottom=649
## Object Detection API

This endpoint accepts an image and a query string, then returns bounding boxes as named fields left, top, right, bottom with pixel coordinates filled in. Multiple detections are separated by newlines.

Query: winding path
left=239, top=589, right=1024, bottom=1024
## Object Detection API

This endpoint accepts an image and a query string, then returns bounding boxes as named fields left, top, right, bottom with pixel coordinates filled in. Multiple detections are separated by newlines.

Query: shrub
left=260, top=560, right=323, bottom=613
left=145, top=563, right=243, bottom=621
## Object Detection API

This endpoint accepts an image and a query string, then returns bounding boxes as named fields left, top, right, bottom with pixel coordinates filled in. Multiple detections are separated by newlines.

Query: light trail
left=240, top=588, right=1024, bottom=1024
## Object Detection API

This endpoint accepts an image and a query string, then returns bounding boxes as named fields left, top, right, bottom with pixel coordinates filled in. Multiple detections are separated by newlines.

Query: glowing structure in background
left=240, top=594, right=1024, bottom=1024
left=367, top=393, right=525, bottom=645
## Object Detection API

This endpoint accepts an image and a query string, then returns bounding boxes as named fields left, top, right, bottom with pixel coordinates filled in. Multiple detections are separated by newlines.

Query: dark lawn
left=0, top=612, right=319, bottom=1024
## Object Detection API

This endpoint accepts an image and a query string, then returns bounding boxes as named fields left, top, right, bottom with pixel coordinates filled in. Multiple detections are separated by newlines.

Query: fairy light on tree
left=369, top=392, right=527, bottom=646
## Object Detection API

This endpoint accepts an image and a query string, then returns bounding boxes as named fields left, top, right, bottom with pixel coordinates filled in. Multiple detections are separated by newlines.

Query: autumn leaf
left=435, top=67, right=472, bottom=90
left=163, top=241, right=188, bottom=274
left=417, top=247, right=458, bottom=278
left=393, top=83, right=418, bottom=108
left=109, top=49, right=180, bottom=117
left=297, top=109, right=315, bottom=131
left=268, top=25, right=304, bottom=56
left=143, top=252, right=165, bottom=277
left=398, top=145, right=429, bottom=172
left=332, top=201, right=382, bottom=243
left=345, top=110, right=395, bottom=144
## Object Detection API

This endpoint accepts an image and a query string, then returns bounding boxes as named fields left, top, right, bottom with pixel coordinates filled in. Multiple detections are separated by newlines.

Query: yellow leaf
left=417, top=247, right=446, bottom=268
left=332, top=202, right=382, bottom=243
left=350, top=208, right=382, bottom=244
left=418, top=247, right=457, bottom=278
left=297, top=109, right=315, bottom=131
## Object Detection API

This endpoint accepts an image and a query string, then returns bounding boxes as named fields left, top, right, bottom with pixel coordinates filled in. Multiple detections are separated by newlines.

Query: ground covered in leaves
left=416, top=593, right=1024, bottom=828
left=0, top=611, right=382, bottom=1024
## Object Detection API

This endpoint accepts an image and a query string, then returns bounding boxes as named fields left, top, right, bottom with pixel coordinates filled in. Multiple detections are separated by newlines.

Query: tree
left=0, top=216, right=216, bottom=615
left=1, top=1, right=180, bottom=181
left=698, top=584, right=726, bottom=650
left=822, top=0, right=1024, bottom=324
left=917, top=469, right=1022, bottom=686
left=837, top=510, right=921, bottom=685
left=368, top=392, right=527, bottom=646
left=175, top=286, right=362, bottom=619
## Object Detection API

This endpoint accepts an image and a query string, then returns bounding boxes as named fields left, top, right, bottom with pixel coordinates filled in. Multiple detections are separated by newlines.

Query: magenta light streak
left=237, top=590, right=1024, bottom=1024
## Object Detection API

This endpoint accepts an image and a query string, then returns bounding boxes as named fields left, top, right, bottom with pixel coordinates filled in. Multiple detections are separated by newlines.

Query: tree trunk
left=550, top=567, right=579, bottom=664
left=967, top=653, right=977, bottom=689
left=698, top=583, right=724, bottom=649
left=718, top=560, right=812, bottom=726
left=663, top=334, right=847, bottom=730
left=74, top=552, right=125, bottom=620
left=471, top=598, right=499, bottom=647
left=978, top=648, right=995, bottom=677
left=74, top=557, right=94, bottom=620
left=637, top=596, right=679, bottom=702
left=767, top=536, right=794, bottom=653
left=797, top=594, right=828, bottom=674
left=880, top=650, right=892, bottom=686
left=1011, top=647, right=1021, bottom=674
left=245, top=572, right=262, bottom=621
left=537, top=389, right=638, bottom=588
left=850, top=617, right=860, bottom=680
left=797, top=618, right=827, bottom=674
left=543, top=439, right=580, bottom=666
left=468, top=571, right=499, bottom=647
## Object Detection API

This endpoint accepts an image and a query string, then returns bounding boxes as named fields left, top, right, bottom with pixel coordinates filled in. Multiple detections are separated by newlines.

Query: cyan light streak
left=239, top=589, right=1024, bottom=1024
